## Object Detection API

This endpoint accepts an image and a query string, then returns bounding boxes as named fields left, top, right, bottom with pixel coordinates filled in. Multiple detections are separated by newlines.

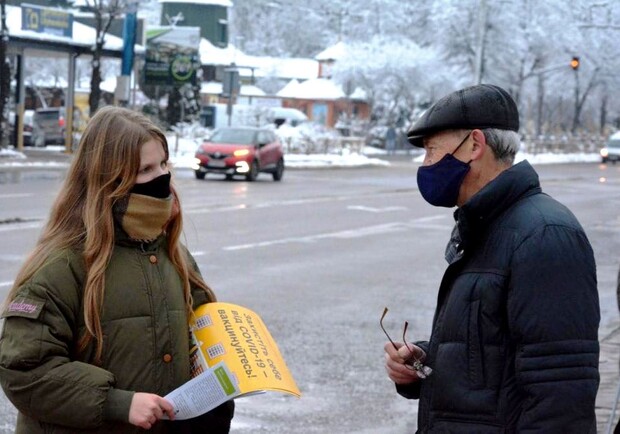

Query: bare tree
left=81, top=0, right=125, bottom=115
left=0, top=0, right=10, bottom=149
left=571, top=66, right=599, bottom=134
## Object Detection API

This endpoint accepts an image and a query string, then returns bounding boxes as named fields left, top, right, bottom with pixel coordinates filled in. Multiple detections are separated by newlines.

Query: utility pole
left=526, top=60, right=578, bottom=136
left=536, top=74, right=544, bottom=137
left=223, top=64, right=239, bottom=126
left=571, top=58, right=581, bottom=134
left=473, top=0, right=488, bottom=84
left=116, top=0, right=139, bottom=107
left=337, top=8, right=348, bottom=41
left=0, top=0, right=9, bottom=149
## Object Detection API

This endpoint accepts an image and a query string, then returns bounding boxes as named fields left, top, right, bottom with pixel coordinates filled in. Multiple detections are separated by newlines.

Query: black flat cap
left=407, top=84, right=519, bottom=147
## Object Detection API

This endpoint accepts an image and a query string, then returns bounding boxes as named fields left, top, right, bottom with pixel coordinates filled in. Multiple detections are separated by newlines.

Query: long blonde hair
left=6, top=106, right=216, bottom=361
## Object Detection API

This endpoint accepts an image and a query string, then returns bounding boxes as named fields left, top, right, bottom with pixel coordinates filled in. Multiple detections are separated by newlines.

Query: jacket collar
left=454, top=160, right=542, bottom=249
left=114, top=222, right=167, bottom=251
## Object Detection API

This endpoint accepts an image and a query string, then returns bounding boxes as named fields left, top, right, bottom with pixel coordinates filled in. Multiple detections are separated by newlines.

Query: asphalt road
left=0, top=158, right=619, bottom=433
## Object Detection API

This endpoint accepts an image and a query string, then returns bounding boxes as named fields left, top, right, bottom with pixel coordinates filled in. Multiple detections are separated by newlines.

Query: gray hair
left=482, top=128, right=520, bottom=165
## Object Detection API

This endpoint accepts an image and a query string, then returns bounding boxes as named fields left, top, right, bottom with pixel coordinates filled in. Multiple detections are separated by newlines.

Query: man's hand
left=384, top=342, right=427, bottom=384
left=128, top=392, right=175, bottom=430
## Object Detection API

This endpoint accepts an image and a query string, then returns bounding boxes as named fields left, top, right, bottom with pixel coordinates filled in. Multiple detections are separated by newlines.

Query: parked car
left=193, top=127, right=285, bottom=181
left=22, top=110, right=36, bottom=146
left=33, top=107, right=65, bottom=146
left=6, top=110, right=38, bottom=146
left=270, top=107, right=308, bottom=128
left=601, top=132, right=620, bottom=164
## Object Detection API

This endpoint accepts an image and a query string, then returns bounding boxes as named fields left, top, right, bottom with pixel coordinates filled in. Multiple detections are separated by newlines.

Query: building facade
left=159, top=0, right=231, bottom=47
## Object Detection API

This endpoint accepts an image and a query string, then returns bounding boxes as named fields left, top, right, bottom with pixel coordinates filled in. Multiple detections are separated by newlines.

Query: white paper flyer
left=164, top=362, right=239, bottom=420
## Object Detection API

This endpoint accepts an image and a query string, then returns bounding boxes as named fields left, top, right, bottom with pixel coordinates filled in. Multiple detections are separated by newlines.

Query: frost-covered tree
left=382, top=0, right=620, bottom=136
left=223, top=0, right=620, bottom=137
left=192, top=0, right=620, bottom=138
left=0, top=0, right=9, bottom=149
left=230, top=0, right=330, bottom=57
left=341, top=42, right=438, bottom=141
left=331, top=37, right=458, bottom=140
left=570, top=0, right=620, bottom=134
left=77, top=0, right=127, bottom=115
left=26, top=57, right=70, bottom=89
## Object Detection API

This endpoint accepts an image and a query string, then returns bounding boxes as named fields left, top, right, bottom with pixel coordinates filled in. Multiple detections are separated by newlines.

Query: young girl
left=0, top=106, right=234, bottom=433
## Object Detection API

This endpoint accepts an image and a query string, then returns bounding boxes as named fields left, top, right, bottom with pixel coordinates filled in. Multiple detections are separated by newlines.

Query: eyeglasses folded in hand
left=380, top=307, right=433, bottom=379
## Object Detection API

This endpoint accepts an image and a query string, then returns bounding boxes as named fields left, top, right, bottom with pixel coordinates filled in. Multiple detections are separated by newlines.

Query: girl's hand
left=128, top=392, right=175, bottom=429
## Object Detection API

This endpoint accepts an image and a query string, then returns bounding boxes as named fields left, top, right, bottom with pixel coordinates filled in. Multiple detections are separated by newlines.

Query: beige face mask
left=114, top=193, right=173, bottom=242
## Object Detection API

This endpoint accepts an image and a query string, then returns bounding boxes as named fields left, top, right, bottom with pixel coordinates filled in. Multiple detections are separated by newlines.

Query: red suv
left=193, top=127, right=285, bottom=181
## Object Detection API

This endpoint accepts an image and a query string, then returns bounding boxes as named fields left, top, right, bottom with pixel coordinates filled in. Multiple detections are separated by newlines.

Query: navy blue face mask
left=417, top=132, right=472, bottom=208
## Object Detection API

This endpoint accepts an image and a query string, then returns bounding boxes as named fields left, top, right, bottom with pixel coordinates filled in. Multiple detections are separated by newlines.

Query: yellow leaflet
left=190, top=302, right=301, bottom=398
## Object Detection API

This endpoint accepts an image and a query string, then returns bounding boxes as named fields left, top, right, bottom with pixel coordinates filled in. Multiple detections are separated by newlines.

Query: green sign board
left=144, top=26, right=201, bottom=86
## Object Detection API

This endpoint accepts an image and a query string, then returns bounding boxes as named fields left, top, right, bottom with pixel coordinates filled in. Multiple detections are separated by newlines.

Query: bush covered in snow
left=275, top=123, right=363, bottom=155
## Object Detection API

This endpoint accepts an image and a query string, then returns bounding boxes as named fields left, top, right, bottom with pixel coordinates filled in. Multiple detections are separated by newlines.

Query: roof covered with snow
left=276, top=79, right=301, bottom=97
left=199, top=39, right=319, bottom=81
left=315, top=41, right=348, bottom=61
left=159, top=0, right=233, bottom=6
left=349, top=87, right=367, bottom=100
left=276, top=78, right=366, bottom=101
left=200, top=81, right=266, bottom=96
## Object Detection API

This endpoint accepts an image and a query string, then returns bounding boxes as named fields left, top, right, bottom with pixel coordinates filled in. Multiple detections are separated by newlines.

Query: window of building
left=218, top=19, right=228, bottom=46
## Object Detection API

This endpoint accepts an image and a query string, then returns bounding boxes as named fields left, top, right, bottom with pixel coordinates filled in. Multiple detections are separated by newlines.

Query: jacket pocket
left=432, top=417, right=506, bottom=433
left=468, top=299, right=484, bottom=389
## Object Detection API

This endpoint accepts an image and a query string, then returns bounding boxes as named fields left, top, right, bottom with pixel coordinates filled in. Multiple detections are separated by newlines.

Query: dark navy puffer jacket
left=398, top=161, right=600, bottom=433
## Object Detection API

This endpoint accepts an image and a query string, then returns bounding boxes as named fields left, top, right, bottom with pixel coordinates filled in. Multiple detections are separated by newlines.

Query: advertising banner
left=21, top=4, right=73, bottom=38
left=144, top=26, right=201, bottom=86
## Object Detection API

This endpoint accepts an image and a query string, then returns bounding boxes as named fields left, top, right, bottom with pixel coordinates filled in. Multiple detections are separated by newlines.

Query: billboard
left=21, top=4, right=73, bottom=38
left=144, top=26, right=201, bottom=86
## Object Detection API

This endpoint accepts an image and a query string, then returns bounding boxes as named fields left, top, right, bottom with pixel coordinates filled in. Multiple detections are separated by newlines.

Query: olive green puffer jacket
left=0, top=233, right=233, bottom=434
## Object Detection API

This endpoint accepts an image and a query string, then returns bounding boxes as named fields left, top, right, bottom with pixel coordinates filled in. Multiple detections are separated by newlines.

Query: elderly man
left=384, top=84, right=600, bottom=433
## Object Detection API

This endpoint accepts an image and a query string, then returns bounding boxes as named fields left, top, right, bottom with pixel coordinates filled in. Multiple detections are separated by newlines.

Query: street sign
left=21, top=4, right=73, bottom=38
left=144, top=26, right=201, bottom=86
left=222, top=67, right=239, bottom=98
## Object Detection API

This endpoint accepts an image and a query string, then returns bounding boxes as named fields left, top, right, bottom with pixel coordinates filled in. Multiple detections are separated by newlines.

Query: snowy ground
left=0, top=134, right=603, bottom=169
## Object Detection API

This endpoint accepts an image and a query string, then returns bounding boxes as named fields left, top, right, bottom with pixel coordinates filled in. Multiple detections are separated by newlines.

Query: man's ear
left=470, top=129, right=486, bottom=161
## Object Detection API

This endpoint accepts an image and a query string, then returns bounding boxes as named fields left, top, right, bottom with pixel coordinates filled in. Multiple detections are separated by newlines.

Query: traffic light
left=570, top=56, right=580, bottom=70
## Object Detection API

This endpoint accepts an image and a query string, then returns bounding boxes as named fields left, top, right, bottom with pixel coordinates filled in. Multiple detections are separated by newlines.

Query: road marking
left=184, top=190, right=418, bottom=215
left=0, top=254, right=26, bottom=262
left=185, top=204, right=250, bottom=214
left=0, top=193, right=34, bottom=199
left=347, top=205, right=408, bottom=213
left=0, top=222, right=43, bottom=232
left=184, top=197, right=336, bottom=214
left=224, top=215, right=451, bottom=251
left=0, top=281, right=13, bottom=288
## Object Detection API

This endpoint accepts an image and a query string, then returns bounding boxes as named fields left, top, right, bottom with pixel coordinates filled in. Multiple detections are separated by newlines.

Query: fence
left=281, top=133, right=607, bottom=156
left=280, top=135, right=366, bottom=155
left=521, top=134, right=606, bottom=154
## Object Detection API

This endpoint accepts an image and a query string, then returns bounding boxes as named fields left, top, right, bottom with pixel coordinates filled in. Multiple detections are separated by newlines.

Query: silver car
left=33, top=107, right=65, bottom=146
left=601, top=133, right=620, bottom=164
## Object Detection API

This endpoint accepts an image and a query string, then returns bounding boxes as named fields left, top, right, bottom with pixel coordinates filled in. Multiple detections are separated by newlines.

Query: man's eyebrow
left=424, top=138, right=439, bottom=147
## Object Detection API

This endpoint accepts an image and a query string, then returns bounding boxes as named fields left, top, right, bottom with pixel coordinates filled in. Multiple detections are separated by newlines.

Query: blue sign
left=22, top=4, right=73, bottom=38
left=121, top=12, right=137, bottom=76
